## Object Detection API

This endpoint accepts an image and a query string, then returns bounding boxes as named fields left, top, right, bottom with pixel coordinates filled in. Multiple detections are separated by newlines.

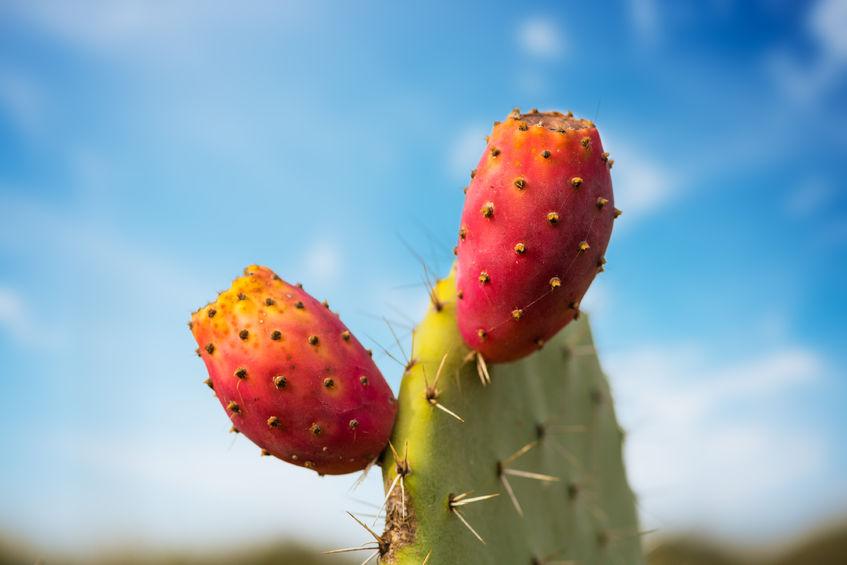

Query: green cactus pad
left=380, top=272, right=643, bottom=564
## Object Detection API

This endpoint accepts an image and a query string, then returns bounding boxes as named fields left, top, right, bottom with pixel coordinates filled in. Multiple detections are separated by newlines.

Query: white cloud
left=768, top=0, right=847, bottom=104
left=515, top=70, right=549, bottom=96
left=0, top=288, right=30, bottom=341
left=0, top=0, right=305, bottom=63
left=0, top=286, right=67, bottom=348
left=626, top=0, right=660, bottom=48
left=614, top=157, right=672, bottom=220
left=447, top=124, right=487, bottom=183
left=821, top=218, right=847, bottom=246
left=767, top=51, right=839, bottom=105
left=0, top=195, right=207, bottom=314
left=784, top=176, right=834, bottom=219
left=602, top=134, right=677, bottom=224
left=0, top=69, right=46, bottom=140
left=755, top=309, right=792, bottom=343
left=28, top=432, right=386, bottom=551
left=304, top=241, right=341, bottom=283
left=608, top=345, right=829, bottom=542
left=516, top=17, right=564, bottom=59
left=783, top=176, right=847, bottom=248
left=4, top=0, right=194, bottom=53
left=581, top=278, right=611, bottom=318
left=810, top=0, right=847, bottom=61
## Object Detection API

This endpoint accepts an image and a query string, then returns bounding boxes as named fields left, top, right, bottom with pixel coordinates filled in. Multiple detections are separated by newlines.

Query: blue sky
left=0, top=0, right=845, bottom=554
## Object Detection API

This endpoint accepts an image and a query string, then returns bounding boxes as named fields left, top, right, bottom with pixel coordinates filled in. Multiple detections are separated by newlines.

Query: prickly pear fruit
left=455, top=109, right=616, bottom=363
left=189, top=265, right=397, bottom=475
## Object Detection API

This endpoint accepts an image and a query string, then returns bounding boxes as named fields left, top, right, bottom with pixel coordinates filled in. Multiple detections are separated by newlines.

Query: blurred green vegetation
left=0, top=538, right=355, bottom=565
left=648, top=538, right=744, bottom=565
left=647, top=522, right=847, bottom=565
left=2, top=522, right=844, bottom=564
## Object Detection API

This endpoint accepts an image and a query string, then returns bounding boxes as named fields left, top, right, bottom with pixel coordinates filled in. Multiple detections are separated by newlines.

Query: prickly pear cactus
left=380, top=272, right=643, bottom=564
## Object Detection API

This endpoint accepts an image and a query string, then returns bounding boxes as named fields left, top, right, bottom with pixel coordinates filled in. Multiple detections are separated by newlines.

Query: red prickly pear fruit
left=455, top=109, right=616, bottom=363
left=189, top=265, right=397, bottom=475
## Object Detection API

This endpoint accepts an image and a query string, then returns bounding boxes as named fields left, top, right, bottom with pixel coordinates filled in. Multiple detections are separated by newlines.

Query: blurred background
left=1, top=1, right=845, bottom=563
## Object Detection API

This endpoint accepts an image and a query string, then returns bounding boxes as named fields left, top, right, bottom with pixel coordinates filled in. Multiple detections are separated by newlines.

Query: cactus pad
left=380, top=271, right=643, bottom=564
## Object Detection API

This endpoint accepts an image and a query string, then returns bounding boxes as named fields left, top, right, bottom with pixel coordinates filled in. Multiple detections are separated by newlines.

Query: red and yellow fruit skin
left=190, top=265, right=397, bottom=475
left=455, top=110, right=615, bottom=363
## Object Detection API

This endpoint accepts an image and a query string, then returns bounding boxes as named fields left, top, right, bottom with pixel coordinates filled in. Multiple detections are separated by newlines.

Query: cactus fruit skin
left=190, top=265, right=397, bottom=475
left=381, top=271, right=642, bottom=564
left=456, top=109, right=615, bottom=363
